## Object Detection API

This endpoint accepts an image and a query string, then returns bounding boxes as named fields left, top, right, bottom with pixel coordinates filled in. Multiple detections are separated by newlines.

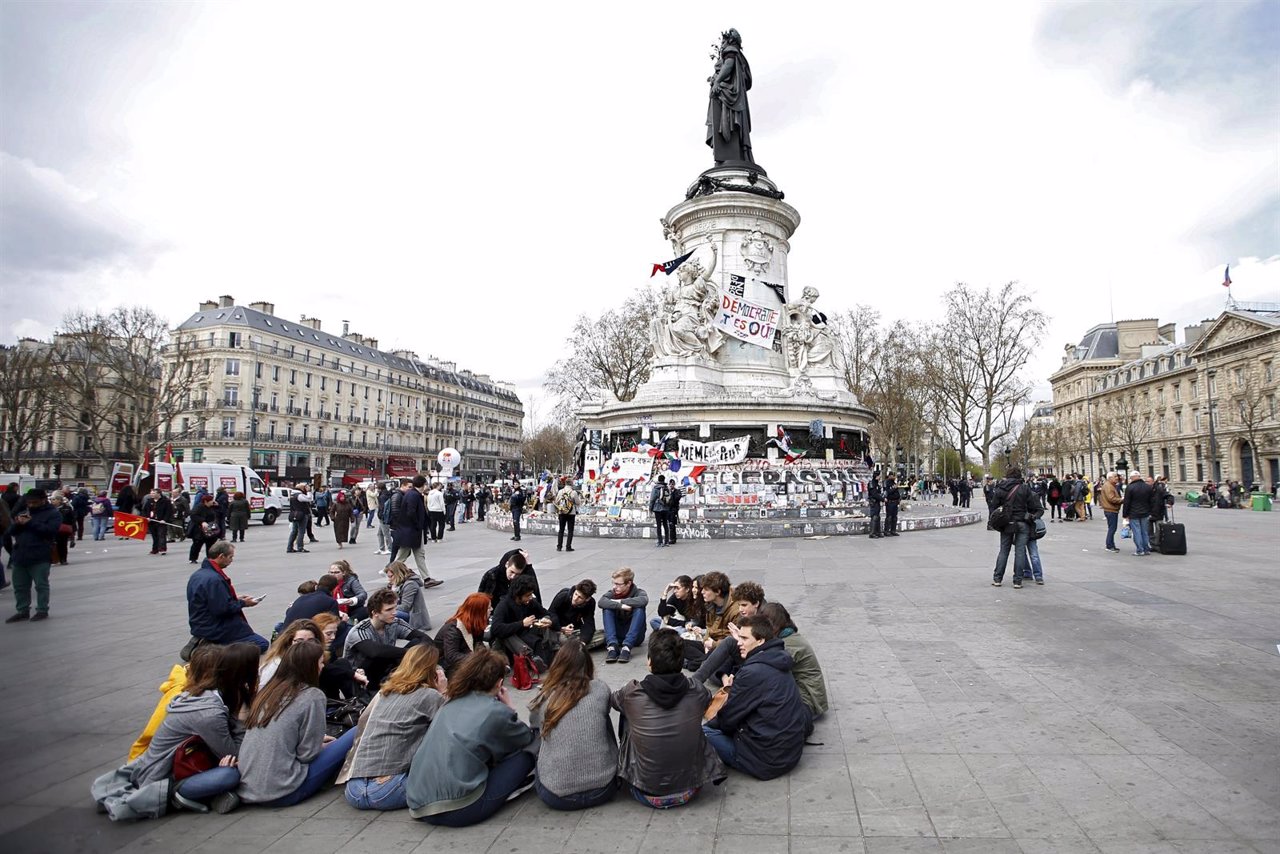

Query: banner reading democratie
left=676, top=436, right=751, bottom=465
left=716, top=282, right=780, bottom=349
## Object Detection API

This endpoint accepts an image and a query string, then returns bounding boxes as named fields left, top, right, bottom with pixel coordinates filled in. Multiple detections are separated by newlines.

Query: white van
left=115, top=462, right=281, bottom=525
left=0, top=472, right=39, bottom=495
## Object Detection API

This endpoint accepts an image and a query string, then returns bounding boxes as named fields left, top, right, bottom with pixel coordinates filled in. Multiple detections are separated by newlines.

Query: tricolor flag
left=1222, top=265, right=1231, bottom=288
left=650, top=250, right=694, bottom=278
left=113, top=511, right=149, bottom=540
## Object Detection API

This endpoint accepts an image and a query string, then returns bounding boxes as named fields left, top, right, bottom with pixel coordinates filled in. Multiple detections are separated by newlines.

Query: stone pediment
left=1190, top=312, right=1280, bottom=356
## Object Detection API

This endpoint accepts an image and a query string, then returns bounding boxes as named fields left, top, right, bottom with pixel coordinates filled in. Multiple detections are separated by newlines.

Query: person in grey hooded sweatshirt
left=92, top=645, right=249, bottom=820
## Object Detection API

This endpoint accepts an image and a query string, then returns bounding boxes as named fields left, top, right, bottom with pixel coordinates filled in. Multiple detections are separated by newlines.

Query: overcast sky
left=2, top=1, right=1277, bottom=419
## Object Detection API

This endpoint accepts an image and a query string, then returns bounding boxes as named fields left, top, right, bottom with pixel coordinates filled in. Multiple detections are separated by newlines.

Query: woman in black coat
left=187, top=494, right=223, bottom=563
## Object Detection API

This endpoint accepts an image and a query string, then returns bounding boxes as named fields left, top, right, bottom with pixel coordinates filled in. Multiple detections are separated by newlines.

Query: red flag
left=688, top=465, right=707, bottom=481
left=165, top=444, right=174, bottom=464
left=139, top=445, right=151, bottom=474
left=113, top=511, right=149, bottom=540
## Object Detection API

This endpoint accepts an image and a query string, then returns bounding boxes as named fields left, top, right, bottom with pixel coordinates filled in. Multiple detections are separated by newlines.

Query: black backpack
left=988, top=484, right=1023, bottom=532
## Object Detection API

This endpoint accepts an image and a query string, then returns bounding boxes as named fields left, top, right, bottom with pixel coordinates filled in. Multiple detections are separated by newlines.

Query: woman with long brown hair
left=236, top=641, right=357, bottom=806
left=340, top=645, right=447, bottom=811
left=527, top=638, right=618, bottom=809
left=384, top=561, right=432, bottom=631
left=404, top=650, right=535, bottom=826
left=258, top=619, right=322, bottom=687
left=435, top=592, right=491, bottom=675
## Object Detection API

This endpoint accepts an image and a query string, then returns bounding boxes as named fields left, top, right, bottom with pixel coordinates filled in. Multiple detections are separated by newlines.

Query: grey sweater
left=529, top=679, right=617, bottom=796
left=237, top=687, right=326, bottom=803
left=347, top=687, right=444, bottom=779
left=130, top=691, right=241, bottom=787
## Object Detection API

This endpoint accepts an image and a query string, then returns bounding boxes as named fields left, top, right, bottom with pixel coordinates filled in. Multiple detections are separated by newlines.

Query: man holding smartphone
left=184, top=540, right=268, bottom=651
left=5, top=489, right=62, bottom=623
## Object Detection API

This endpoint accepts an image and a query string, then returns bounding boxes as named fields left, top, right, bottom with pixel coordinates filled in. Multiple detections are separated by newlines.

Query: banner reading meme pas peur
left=715, top=290, right=780, bottom=348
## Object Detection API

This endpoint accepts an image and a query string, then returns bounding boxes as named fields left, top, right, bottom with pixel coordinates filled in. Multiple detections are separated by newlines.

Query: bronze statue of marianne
left=706, top=28, right=755, bottom=167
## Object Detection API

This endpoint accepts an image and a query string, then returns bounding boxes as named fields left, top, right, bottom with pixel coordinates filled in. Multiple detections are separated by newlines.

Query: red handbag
left=511, top=654, right=536, bottom=691
left=172, top=735, right=217, bottom=780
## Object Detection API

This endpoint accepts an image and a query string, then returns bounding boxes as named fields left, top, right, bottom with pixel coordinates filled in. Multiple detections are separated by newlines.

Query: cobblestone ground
left=0, top=506, right=1275, bottom=854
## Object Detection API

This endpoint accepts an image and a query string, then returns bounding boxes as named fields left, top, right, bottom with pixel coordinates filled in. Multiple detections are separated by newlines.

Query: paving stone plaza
left=0, top=507, right=1276, bottom=854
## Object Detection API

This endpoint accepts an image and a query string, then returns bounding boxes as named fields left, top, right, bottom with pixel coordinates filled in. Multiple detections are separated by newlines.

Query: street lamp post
left=1205, top=367, right=1221, bottom=482
left=1085, top=377, right=1096, bottom=481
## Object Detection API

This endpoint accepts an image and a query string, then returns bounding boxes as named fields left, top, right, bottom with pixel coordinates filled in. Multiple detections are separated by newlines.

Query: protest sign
left=715, top=289, right=780, bottom=348
left=676, top=436, right=750, bottom=466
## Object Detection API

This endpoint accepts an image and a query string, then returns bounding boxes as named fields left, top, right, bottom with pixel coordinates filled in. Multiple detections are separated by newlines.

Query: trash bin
left=1185, top=490, right=1201, bottom=506
left=1250, top=493, right=1272, bottom=511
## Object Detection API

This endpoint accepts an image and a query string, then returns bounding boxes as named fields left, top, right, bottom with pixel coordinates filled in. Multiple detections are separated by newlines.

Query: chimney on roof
left=248, top=301, right=275, bottom=316
left=1158, top=322, right=1175, bottom=342
left=342, top=320, right=350, bottom=336
left=299, top=316, right=323, bottom=331
left=200, top=300, right=218, bottom=312
left=365, top=337, right=378, bottom=350
left=218, top=295, right=234, bottom=308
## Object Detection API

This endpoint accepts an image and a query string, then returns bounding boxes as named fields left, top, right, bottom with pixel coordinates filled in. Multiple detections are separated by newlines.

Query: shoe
left=189, top=560, right=198, bottom=565
left=888, top=532, right=900, bottom=537
left=149, top=551, right=158, bottom=556
left=510, top=536, right=519, bottom=541
left=287, top=549, right=296, bottom=553
left=565, top=547, right=575, bottom=552
left=30, top=612, right=48, bottom=622
left=6, top=612, right=30, bottom=623
left=1012, top=582, right=1022, bottom=589
left=170, top=790, right=209, bottom=814
left=556, top=546, right=562, bottom=552
left=209, top=790, right=240, bottom=814
left=606, top=646, right=619, bottom=663
left=422, top=577, right=444, bottom=589
left=1106, top=547, right=1120, bottom=553
left=619, top=646, right=632, bottom=664
left=298, top=548, right=310, bottom=553
left=991, top=581, right=1002, bottom=587
left=531, top=655, right=548, bottom=674
left=1035, top=579, right=1044, bottom=585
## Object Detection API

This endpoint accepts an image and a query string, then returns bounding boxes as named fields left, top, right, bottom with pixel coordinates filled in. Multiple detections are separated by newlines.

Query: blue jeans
left=602, top=608, right=646, bottom=649
left=176, top=765, right=240, bottom=801
left=263, top=726, right=358, bottom=807
left=1129, top=515, right=1151, bottom=554
left=423, top=750, right=535, bottom=827
left=1025, top=539, right=1043, bottom=581
left=288, top=520, right=307, bottom=551
left=92, top=516, right=111, bottom=540
left=534, top=777, right=617, bottom=810
left=345, top=773, right=408, bottom=811
left=1104, top=510, right=1119, bottom=549
left=993, top=523, right=1030, bottom=583
left=702, top=724, right=742, bottom=770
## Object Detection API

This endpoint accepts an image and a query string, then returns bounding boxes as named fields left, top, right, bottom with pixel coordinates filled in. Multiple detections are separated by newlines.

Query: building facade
left=171, top=297, right=524, bottom=485
left=1048, top=307, right=1280, bottom=493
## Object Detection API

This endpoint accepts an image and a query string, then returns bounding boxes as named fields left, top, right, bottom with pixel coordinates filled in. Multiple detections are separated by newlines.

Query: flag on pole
left=1222, top=265, right=1231, bottom=288
left=650, top=250, right=694, bottom=277
left=112, top=511, right=149, bottom=540
left=139, top=445, right=151, bottom=474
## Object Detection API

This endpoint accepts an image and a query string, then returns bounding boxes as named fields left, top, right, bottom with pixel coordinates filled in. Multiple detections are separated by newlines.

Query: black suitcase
left=1156, top=522, right=1186, bottom=554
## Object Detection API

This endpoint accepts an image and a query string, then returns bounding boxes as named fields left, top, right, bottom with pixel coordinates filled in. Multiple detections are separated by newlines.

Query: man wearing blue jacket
left=702, top=613, right=811, bottom=779
left=186, top=540, right=267, bottom=650
left=5, top=489, right=62, bottom=623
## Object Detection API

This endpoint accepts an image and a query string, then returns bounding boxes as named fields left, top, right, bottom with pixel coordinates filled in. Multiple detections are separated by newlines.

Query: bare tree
left=828, top=304, right=881, bottom=399
left=545, top=286, right=662, bottom=415
left=48, top=307, right=210, bottom=471
left=922, top=321, right=983, bottom=468
left=1106, top=394, right=1159, bottom=469
left=0, top=343, right=58, bottom=472
left=520, top=424, right=576, bottom=474
left=1227, top=363, right=1278, bottom=486
left=861, top=326, right=929, bottom=473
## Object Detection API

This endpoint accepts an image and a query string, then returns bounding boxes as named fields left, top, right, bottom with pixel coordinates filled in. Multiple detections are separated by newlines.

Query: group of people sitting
left=93, top=542, right=829, bottom=827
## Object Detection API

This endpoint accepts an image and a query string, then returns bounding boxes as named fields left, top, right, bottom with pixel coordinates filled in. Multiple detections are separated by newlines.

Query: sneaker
left=6, top=612, right=30, bottom=623
left=298, top=548, right=310, bottom=553
left=1012, top=582, right=1022, bottom=589
left=1106, top=547, right=1120, bottom=553
left=605, top=646, right=619, bottom=663
left=423, top=577, right=444, bottom=589
left=30, top=612, right=48, bottom=622
left=565, top=547, right=575, bottom=552
left=1035, top=579, right=1044, bottom=585
left=170, top=789, right=210, bottom=813
left=619, top=646, right=632, bottom=664
left=991, top=581, right=1002, bottom=587
left=286, top=549, right=297, bottom=554
left=209, top=790, right=240, bottom=814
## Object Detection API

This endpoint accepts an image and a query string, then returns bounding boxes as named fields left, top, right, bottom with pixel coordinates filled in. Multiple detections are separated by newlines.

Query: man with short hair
left=1121, top=471, right=1154, bottom=556
left=702, top=614, right=811, bottom=779
left=443, top=483, right=460, bottom=532
left=599, top=567, right=649, bottom=664
left=185, top=540, right=267, bottom=650
left=5, top=489, right=61, bottom=623
left=282, top=573, right=342, bottom=625
left=990, top=467, right=1032, bottom=588
left=375, top=483, right=393, bottom=555
left=393, top=476, right=439, bottom=586
left=610, top=629, right=727, bottom=808
left=883, top=475, right=901, bottom=536
left=509, top=482, right=526, bottom=541
left=286, top=485, right=313, bottom=554
left=866, top=474, right=883, bottom=538
left=692, top=581, right=766, bottom=684
left=549, top=579, right=598, bottom=648
left=490, top=574, right=558, bottom=666
left=343, top=587, right=429, bottom=688
left=1099, top=471, right=1123, bottom=553
left=554, top=477, right=580, bottom=552
left=425, top=483, right=446, bottom=542
left=478, top=548, right=541, bottom=603
left=649, top=476, right=670, bottom=547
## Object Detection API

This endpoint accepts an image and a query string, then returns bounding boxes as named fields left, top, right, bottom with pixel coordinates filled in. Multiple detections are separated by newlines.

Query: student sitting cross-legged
left=599, top=567, right=649, bottom=664
left=236, top=642, right=358, bottom=807
left=610, top=629, right=726, bottom=809
left=527, top=638, right=618, bottom=810
left=702, top=614, right=811, bottom=780
left=339, top=644, right=447, bottom=811
left=489, top=574, right=557, bottom=669
left=435, top=593, right=492, bottom=677
left=405, top=649, right=537, bottom=826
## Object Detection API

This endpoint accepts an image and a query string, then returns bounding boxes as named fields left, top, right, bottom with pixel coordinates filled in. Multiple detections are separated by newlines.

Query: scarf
left=209, top=560, right=248, bottom=625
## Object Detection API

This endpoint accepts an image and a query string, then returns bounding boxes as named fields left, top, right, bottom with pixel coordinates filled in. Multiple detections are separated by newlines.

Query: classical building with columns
left=169, top=296, right=524, bottom=485
left=1047, top=305, right=1280, bottom=494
